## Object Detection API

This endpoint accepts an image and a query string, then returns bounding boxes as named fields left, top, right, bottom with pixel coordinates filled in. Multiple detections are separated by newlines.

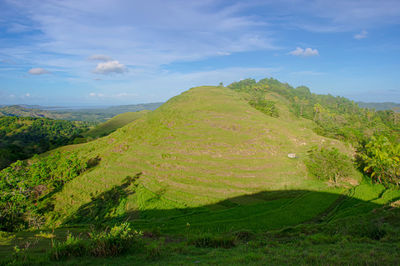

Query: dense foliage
left=0, top=116, right=90, bottom=170
left=0, top=152, right=87, bottom=231
left=305, top=146, right=353, bottom=183
left=228, top=78, right=400, bottom=185
left=359, top=136, right=400, bottom=186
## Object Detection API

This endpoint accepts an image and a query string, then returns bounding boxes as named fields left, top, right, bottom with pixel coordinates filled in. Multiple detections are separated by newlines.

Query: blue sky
left=0, top=0, right=400, bottom=106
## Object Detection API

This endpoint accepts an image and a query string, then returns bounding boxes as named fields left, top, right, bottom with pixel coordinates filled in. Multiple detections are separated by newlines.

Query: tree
left=305, top=146, right=353, bottom=183
left=360, top=136, right=400, bottom=186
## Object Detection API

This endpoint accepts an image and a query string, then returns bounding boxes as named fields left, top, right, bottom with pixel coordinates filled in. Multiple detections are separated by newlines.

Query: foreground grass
left=2, top=183, right=400, bottom=265
left=3, top=215, right=400, bottom=265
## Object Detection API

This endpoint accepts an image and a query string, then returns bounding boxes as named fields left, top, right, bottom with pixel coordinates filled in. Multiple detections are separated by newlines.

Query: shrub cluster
left=305, top=146, right=353, bottom=183
left=51, top=223, right=143, bottom=260
left=0, top=152, right=87, bottom=231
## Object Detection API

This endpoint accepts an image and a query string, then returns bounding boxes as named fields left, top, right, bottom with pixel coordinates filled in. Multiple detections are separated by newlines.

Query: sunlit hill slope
left=45, top=85, right=360, bottom=230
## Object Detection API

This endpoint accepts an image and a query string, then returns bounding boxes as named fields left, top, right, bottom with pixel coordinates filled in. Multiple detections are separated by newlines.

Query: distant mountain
left=0, top=102, right=163, bottom=122
left=357, top=101, right=400, bottom=112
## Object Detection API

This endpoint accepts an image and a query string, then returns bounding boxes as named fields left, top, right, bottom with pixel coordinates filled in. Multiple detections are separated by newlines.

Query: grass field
left=83, top=110, right=150, bottom=139
left=1, top=86, right=399, bottom=264
left=49, top=86, right=357, bottom=223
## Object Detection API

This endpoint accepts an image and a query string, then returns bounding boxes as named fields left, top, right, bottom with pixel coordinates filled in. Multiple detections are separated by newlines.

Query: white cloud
left=354, top=30, right=368, bottom=39
left=28, top=68, right=49, bottom=75
left=93, top=60, right=127, bottom=74
left=289, top=47, right=319, bottom=57
left=4, top=0, right=277, bottom=71
left=89, top=92, right=96, bottom=97
left=88, top=54, right=113, bottom=61
left=25, top=93, right=31, bottom=97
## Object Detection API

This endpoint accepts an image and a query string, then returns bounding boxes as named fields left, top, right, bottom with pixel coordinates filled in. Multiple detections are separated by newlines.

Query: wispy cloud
left=265, top=0, right=400, bottom=33
left=28, top=68, right=49, bottom=75
left=354, top=30, right=368, bottom=39
left=289, top=47, right=319, bottom=57
left=4, top=0, right=276, bottom=72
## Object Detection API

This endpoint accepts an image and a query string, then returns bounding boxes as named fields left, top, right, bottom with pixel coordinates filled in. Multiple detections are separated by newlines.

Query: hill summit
left=52, top=85, right=350, bottom=225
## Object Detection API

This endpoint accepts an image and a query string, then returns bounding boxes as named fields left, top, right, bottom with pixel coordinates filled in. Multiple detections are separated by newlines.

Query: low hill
left=49, top=86, right=357, bottom=227
left=83, top=110, right=150, bottom=139
left=0, top=103, right=162, bottom=122
left=357, top=101, right=400, bottom=112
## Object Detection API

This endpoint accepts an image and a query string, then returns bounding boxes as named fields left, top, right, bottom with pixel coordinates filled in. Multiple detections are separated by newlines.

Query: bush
left=249, top=98, right=279, bottom=117
left=305, top=146, right=353, bottom=183
left=50, top=223, right=143, bottom=260
left=51, top=233, right=87, bottom=260
left=89, top=222, right=140, bottom=257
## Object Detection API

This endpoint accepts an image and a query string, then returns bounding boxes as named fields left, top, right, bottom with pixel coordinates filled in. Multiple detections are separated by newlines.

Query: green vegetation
left=358, top=136, right=400, bottom=186
left=0, top=116, right=90, bottom=170
left=305, top=146, right=354, bottom=183
left=84, top=111, right=150, bottom=139
left=0, top=78, right=399, bottom=264
left=51, top=223, right=142, bottom=260
left=0, top=103, right=162, bottom=122
left=228, top=78, right=399, bottom=185
left=0, top=152, right=88, bottom=231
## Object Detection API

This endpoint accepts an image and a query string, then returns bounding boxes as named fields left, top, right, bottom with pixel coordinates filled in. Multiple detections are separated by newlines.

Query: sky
left=0, top=0, right=400, bottom=106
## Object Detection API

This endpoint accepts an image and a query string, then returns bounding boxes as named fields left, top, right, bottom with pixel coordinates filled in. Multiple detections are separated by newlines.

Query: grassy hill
left=49, top=86, right=358, bottom=227
left=1, top=84, right=399, bottom=264
left=83, top=110, right=150, bottom=139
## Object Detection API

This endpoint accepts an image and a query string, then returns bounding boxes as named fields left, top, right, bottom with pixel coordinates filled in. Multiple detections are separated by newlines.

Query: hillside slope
left=48, top=86, right=357, bottom=228
left=83, top=110, right=150, bottom=139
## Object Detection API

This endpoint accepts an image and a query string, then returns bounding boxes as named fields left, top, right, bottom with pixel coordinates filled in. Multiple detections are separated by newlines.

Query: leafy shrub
left=249, top=98, right=279, bottom=117
left=51, top=233, right=87, bottom=260
left=305, top=146, right=353, bottom=183
left=359, top=136, right=400, bottom=186
left=50, top=223, right=143, bottom=260
left=89, top=222, right=141, bottom=257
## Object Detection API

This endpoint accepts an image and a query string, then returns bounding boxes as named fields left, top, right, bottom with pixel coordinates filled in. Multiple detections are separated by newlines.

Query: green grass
left=2, top=85, right=397, bottom=264
left=47, top=86, right=358, bottom=225
left=83, top=110, right=150, bottom=139
left=1, top=183, right=400, bottom=264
